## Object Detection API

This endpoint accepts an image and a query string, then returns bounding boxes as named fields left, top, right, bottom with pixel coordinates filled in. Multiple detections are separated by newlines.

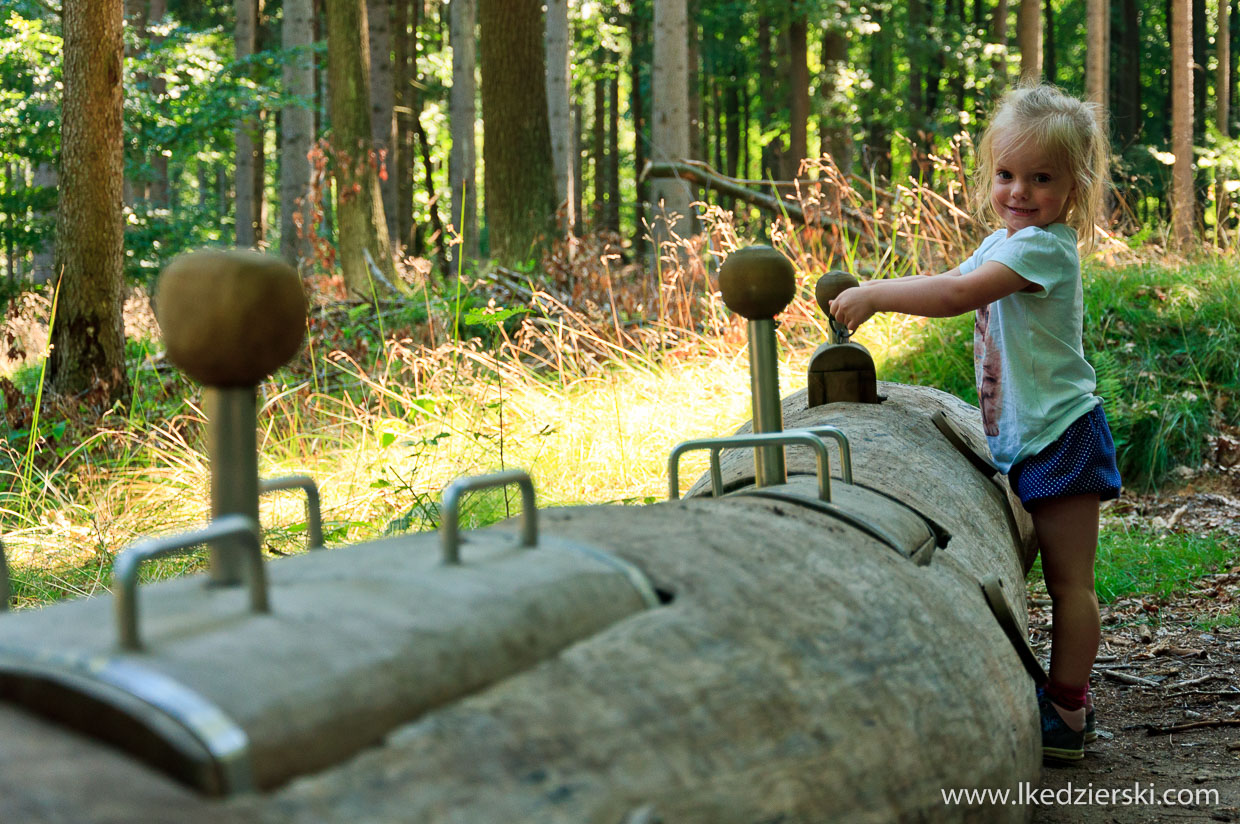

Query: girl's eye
left=996, top=170, right=1012, bottom=180
left=1035, top=174, right=1051, bottom=183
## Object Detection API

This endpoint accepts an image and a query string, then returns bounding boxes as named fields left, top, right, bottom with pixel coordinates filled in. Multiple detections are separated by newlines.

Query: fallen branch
left=1168, top=673, right=1224, bottom=690
left=1145, top=719, right=1240, bottom=736
left=1101, top=668, right=1161, bottom=687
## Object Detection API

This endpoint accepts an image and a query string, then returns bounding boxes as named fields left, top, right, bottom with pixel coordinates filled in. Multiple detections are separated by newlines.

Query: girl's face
left=990, top=131, right=1076, bottom=236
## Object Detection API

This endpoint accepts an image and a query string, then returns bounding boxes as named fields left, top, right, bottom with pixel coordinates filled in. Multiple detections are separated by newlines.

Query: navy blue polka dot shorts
left=1008, top=403, right=1122, bottom=511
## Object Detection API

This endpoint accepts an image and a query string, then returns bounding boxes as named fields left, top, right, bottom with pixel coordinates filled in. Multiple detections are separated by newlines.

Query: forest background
left=1, top=0, right=1239, bottom=608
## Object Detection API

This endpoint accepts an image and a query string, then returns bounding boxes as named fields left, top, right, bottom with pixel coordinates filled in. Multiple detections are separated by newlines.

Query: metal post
left=748, top=318, right=786, bottom=486
left=204, top=387, right=260, bottom=586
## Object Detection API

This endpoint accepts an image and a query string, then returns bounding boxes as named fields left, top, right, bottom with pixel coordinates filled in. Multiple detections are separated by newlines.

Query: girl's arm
left=828, top=261, right=1032, bottom=331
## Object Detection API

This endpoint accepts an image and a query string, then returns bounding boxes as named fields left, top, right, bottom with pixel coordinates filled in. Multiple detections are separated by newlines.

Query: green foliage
left=881, top=261, right=1240, bottom=489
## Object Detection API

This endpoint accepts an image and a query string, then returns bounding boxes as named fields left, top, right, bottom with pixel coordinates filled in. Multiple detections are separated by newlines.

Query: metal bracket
left=0, top=537, right=9, bottom=613
left=440, top=470, right=537, bottom=565
left=980, top=574, right=1048, bottom=685
left=668, top=427, right=852, bottom=502
left=0, top=647, right=255, bottom=795
left=259, top=474, right=324, bottom=550
left=931, top=410, right=999, bottom=477
left=113, top=515, right=269, bottom=652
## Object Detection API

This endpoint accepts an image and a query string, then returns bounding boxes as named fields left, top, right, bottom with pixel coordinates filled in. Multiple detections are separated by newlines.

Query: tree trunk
left=448, top=0, right=478, bottom=260
left=478, top=0, right=556, bottom=265
left=1220, top=0, right=1231, bottom=138
left=788, top=4, right=809, bottom=180
left=1042, top=0, right=1056, bottom=84
left=757, top=14, right=779, bottom=178
left=368, top=0, right=396, bottom=245
left=1111, top=0, right=1141, bottom=147
left=574, top=100, right=586, bottom=240
left=325, top=0, right=400, bottom=297
left=908, top=0, right=930, bottom=179
left=687, top=1, right=702, bottom=163
left=51, top=0, right=129, bottom=404
left=607, top=69, right=620, bottom=232
left=629, top=7, right=647, bottom=253
left=819, top=22, right=852, bottom=175
left=544, top=0, right=574, bottom=236
left=992, top=0, right=1009, bottom=92
left=592, top=75, right=605, bottom=230
left=31, top=162, right=56, bottom=285
left=147, top=0, right=170, bottom=208
left=1171, top=0, right=1195, bottom=247
left=866, top=5, right=892, bottom=179
left=1016, top=0, right=1041, bottom=82
left=651, top=0, right=692, bottom=250
left=1220, top=0, right=1232, bottom=229
left=391, top=0, right=407, bottom=253
left=236, top=0, right=260, bottom=247
left=1086, top=0, right=1108, bottom=117
left=281, top=0, right=315, bottom=266
left=124, top=0, right=149, bottom=207
left=725, top=81, right=741, bottom=180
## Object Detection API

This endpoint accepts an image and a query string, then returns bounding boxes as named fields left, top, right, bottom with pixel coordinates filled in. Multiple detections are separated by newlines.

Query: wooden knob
left=717, top=245, right=796, bottom=320
left=814, top=270, right=860, bottom=317
left=156, top=250, right=307, bottom=387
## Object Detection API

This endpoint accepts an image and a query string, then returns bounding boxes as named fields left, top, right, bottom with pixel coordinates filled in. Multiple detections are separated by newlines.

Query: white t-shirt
left=958, top=224, right=1100, bottom=473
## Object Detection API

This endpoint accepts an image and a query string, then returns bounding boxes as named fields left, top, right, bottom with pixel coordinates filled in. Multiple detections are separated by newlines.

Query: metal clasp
left=668, top=426, right=852, bottom=502
left=113, top=514, right=269, bottom=652
left=440, top=470, right=537, bottom=565
left=259, top=474, right=324, bottom=550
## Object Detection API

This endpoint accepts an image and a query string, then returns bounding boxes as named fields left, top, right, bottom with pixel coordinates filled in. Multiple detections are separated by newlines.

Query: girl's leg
left=1031, top=493, right=1101, bottom=690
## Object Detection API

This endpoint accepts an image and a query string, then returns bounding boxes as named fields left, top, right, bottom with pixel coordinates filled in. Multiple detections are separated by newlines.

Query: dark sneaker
left=1038, top=688, right=1085, bottom=763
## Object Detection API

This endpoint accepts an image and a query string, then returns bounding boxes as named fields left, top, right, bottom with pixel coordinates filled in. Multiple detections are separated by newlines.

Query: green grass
left=874, top=259, right=1240, bottom=489
left=1192, top=609, right=1240, bottom=632
left=1029, top=525, right=1236, bottom=607
left=1094, top=527, right=1236, bottom=603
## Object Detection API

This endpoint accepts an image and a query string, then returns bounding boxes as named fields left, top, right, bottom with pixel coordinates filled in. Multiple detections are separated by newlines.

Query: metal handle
left=669, top=430, right=845, bottom=502
left=800, top=426, right=853, bottom=484
left=1, top=537, right=9, bottom=613
left=440, top=470, right=537, bottom=565
left=113, top=515, right=268, bottom=652
left=259, top=475, right=324, bottom=550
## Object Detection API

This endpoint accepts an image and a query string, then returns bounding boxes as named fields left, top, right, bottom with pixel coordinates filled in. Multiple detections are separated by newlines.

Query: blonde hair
left=972, top=83, right=1110, bottom=251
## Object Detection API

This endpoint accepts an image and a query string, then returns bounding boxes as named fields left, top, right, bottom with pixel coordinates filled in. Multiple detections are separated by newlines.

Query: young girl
left=830, top=83, right=1121, bottom=763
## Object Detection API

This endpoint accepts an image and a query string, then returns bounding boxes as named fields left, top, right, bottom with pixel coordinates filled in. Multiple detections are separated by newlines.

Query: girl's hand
left=828, top=288, right=875, bottom=332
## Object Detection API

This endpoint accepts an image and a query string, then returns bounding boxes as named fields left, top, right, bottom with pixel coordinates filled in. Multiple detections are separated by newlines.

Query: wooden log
left=0, top=382, right=1039, bottom=822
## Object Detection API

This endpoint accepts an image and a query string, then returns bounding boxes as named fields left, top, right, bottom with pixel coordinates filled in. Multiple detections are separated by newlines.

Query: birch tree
left=51, top=0, right=129, bottom=404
